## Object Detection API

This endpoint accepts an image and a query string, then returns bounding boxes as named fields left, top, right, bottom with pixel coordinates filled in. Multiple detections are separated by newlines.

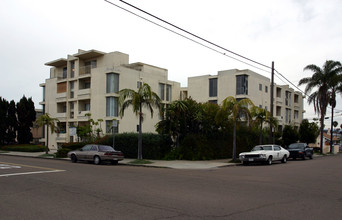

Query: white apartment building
left=40, top=49, right=180, bottom=150
left=185, top=69, right=305, bottom=131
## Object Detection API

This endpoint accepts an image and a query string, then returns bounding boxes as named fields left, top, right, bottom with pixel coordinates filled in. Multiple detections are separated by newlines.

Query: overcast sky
left=1, top=0, right=342, bottom=125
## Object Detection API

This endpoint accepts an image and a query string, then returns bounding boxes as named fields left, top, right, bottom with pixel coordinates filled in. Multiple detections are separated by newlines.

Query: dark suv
left=288, top=143, right=313, bottom=160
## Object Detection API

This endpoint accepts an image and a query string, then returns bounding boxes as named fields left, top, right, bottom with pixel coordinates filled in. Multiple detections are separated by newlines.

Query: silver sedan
left=67, top=144, right=124, bottom=165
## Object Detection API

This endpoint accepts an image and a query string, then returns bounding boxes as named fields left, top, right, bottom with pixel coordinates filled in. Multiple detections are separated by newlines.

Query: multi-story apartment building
left=185, top=69, right=304, bottom=131
left=40, top=49, right=180, bottom=150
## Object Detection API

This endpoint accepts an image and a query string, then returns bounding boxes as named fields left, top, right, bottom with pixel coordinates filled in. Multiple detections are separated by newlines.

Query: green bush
left=0, top=144, right=45, bottom=152
left=96, top=132, right=173, bottom=159
left=56, top=142, right=88, bottom=158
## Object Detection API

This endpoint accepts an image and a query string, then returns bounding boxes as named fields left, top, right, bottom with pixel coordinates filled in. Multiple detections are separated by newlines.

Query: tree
left=119, top=83, right=161, bottom=160
left=298, top=60, right=342, bottom=153
left=250, top=106, right=270, bottom=145
left=299, top=119, right=320, bottom=144
left=35, top=113, right=59, bottom=154
left=6, top=100, right=17, bottom=144
left=17, top=96, right=36, bottom=144
left=220, top=96, right=254, bottom=161
left=282, top=125, right=299, bottom=147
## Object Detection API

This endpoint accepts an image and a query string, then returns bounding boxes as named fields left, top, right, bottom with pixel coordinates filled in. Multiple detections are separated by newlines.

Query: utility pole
left=269, top=61, right=274, bottom=143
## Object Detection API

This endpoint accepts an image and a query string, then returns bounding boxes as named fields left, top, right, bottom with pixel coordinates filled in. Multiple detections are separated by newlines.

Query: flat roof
left=73, top=49, right=105, bottom=59
left=45, top=58, right=67, bottom=67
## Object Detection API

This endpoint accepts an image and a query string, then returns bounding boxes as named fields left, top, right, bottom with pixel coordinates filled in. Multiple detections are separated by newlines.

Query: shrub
left=56, top=142, right=88, bottom=158
left=0, top=144, right=45, bottom=152
left=96, top=132, right=172, bottom=159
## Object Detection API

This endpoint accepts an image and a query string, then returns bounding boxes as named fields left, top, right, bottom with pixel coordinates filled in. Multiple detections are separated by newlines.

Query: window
left=137, top=81, right=142, bottom=88
left=209, top=78, right=218, bottom=97
left=85, top=60, right=97, bottom=68
left=285, top=91, right=292, bottom=106
left=236, top=75, right=248, bottom=95
left=90, top=145, right=98, bottom=151
left=166, top=85, right=172, bottom=101
left=209, top=100, right=217, bottom=104
left=57, top=82, right=67, bottom=93
left=62, top=67, right=67, bottom=79
left=286, top=108, right=291, bottom=123
left=106, top=97, right=118, bottom=117
left=265, top=86, right=268, bottom=93
left=294, top=110, right=299, bottom=119
left=106, top=73, right=119, bottom=93
left=276, top=87, right=282, bottom=98
left=294, top=94, right=299, bottom=103
left=85, top=103, right=90, bottom=111
left=259, top=84, right=262, bottom=91
left=106, top=120, right=119, bottom=134
left=159, top=83, right=165, bottom=100
left=70, top=61, right=75, bottom=78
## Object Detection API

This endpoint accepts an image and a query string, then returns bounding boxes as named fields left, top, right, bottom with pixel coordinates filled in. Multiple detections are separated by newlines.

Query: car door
left=274, top=145, right=282, bottom=160
left=78, top=145, right=91, bottom=160
left=87, top=145, right=98, bottom=160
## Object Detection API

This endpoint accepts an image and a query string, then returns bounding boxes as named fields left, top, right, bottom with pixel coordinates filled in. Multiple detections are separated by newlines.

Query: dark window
left=259, top=84, right=262, bottom=91
left=62, top=67, right=67, bottom=79
left=106, top=73, right=119, bottom=93
left=209, top=78, right=218, bottom=97
left=106, top=97, right=118, bottom=117
left=159, top=83, right=165, bottom=100
left=236, top=75, right=248, bottom=95
left=265, top=86, right=268, bottom=93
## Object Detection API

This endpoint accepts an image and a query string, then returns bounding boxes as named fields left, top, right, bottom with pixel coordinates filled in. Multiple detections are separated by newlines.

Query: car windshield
left=98, top=145, right=115, bottom=152
left=288, top=143, right=304, bottom=149
left=252, top=145, right=273, bottom=151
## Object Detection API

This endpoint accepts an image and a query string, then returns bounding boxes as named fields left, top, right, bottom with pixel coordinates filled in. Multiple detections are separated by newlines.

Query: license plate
left=248, top=159, right=254, bottom=161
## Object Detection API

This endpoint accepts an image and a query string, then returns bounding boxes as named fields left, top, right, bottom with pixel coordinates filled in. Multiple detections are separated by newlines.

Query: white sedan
left=239, top=145, right=290, bottom=165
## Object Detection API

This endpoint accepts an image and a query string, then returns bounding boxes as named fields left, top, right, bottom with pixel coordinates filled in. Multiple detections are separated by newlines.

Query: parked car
left=287, top=143, right=313, bottom=160
left=67, top=144, right=124, bottom=165
left=239, top=144, right=290, bottom=165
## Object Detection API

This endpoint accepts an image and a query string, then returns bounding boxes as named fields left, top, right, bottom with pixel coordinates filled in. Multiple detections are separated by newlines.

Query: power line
left=104, top=0, right=271, bottom=74
left=105, top=0, right=342, bottom=114
left=115, top=0, right=272, bottom=70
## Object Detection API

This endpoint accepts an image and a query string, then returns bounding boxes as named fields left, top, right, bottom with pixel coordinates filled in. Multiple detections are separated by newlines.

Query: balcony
left=78, top=88, right=91, bottom=99
left=56, top=112, right=67, bottom=120
left=79, top=66, right=92, bottom=76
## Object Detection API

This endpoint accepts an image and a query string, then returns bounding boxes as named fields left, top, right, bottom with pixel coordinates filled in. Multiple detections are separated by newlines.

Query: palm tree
left=35, top=113, right=59, bottom=154
left=298, top=60, right=342, bottom=153
left=221, top=96, right=254, bottom=161
left=119, top=83, right=161, bottom=160
left=250, top=106, right=270, bottom=145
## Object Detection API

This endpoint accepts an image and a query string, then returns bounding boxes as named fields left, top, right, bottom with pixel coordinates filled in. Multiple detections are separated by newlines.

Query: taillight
left=104, top=152, right=113, bottom=156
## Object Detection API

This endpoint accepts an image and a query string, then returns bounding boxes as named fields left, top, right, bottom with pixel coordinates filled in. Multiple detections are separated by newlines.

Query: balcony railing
left=79, top=66, right=92, bottom=76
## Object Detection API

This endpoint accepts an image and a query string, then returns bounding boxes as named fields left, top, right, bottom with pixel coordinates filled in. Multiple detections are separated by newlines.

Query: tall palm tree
left=250, top=106, right=270, bottom=145
left=298, top=60, right=342, bottom=153
left=221, top=96, right=254, bottom=161
left=35, top=113, right=59, bottom=154
left=119, top=83, right=161, bottom=160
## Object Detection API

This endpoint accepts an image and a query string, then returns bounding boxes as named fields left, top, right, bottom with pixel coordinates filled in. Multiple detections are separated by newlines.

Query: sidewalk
left=0, top=150, right=235, bottom=169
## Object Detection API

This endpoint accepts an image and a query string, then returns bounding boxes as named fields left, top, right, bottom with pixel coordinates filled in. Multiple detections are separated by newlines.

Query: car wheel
left=281, top=155, right=287, bottom=163
left=242, top=161, right=249, bottom=166
left=71, top=154, right=77, bottom=163
left=309, top=155, right=313, bottom=159
left=302, top=155, right=306, bottom=160
left=94, top=156, right=101, bottom=165
left=267, top=156, right=272, bottom=165
left=111, top=160, right=118, bottom=165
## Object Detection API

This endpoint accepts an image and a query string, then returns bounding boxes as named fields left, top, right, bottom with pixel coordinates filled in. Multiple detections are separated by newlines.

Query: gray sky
left=1, top=0, right=342, bottom=125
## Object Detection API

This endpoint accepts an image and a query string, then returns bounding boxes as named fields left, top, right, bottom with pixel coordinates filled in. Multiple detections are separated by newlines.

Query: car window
left=82, top=145, right=92, bottom=151
left=274, top=146, right=281, bottom=151
left=263, top=146, right=273, bottom=151
left=252, top=146, right=263, bottom=151
left=289, top=143, right=304, bottom=149
left=99, top=145, right=114, bottom=151
left=90, top=145, right=98, bottom=151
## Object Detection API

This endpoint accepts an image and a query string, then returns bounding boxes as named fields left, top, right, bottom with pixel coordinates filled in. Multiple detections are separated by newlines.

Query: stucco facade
left=185, top=69, right=305, bottom=131
left=40, top=49, right=180, bottom=150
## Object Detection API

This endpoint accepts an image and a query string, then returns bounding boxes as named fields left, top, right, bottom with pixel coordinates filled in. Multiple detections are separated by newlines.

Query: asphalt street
left=0, top=154, right=341, bottom=219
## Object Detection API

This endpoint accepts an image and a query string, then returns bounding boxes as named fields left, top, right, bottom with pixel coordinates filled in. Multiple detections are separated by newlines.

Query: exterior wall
left=186, top=69, right=304, bottom=130
left=41, top=50, right=180, bottom=150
